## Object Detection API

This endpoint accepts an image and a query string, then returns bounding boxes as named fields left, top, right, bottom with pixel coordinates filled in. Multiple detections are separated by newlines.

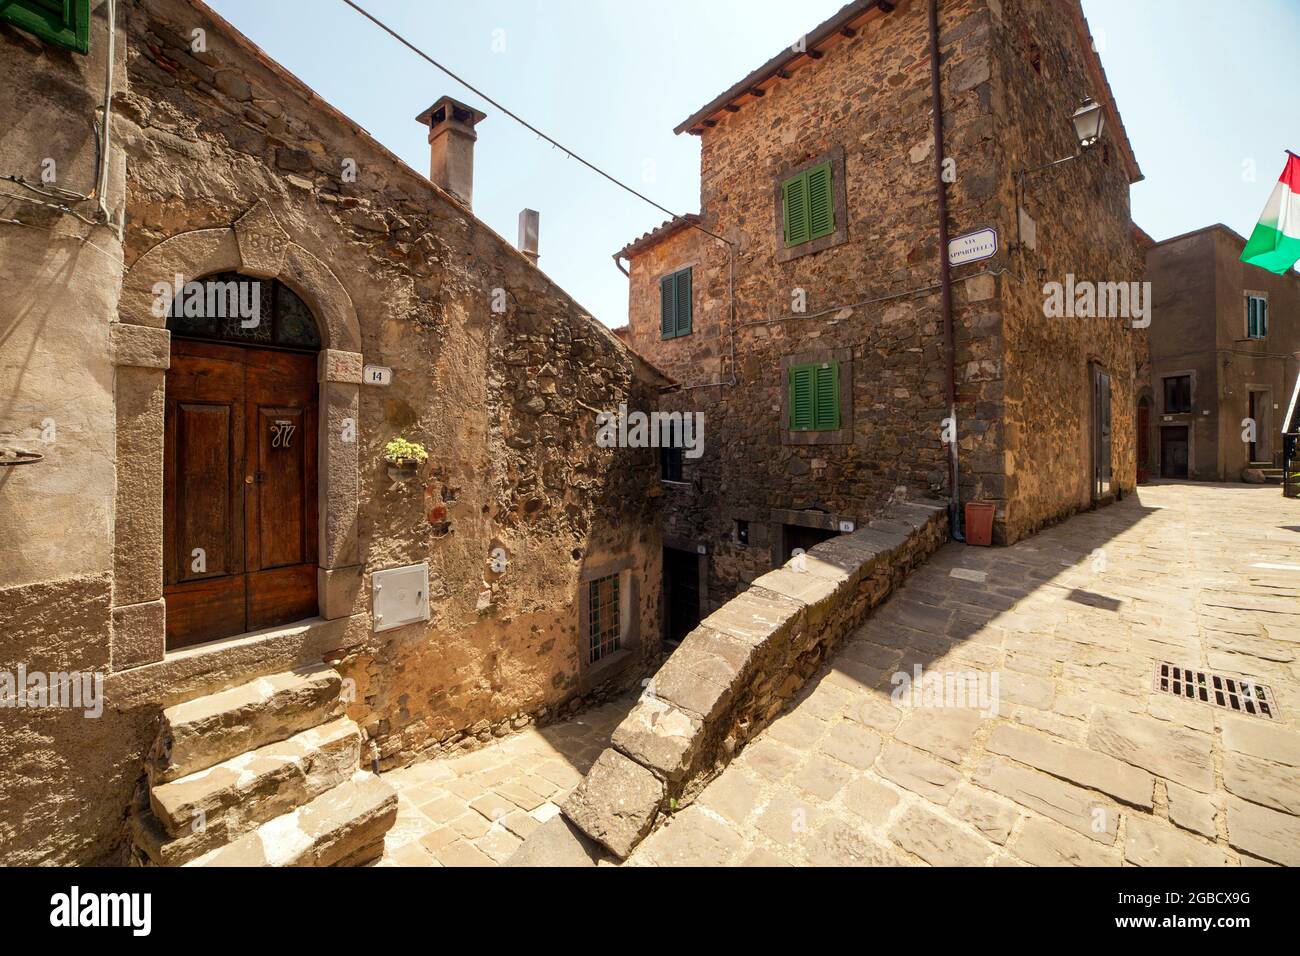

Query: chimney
left=415, top=96, right=487, bottom=209
left=517, top=209, right=539, bottom=265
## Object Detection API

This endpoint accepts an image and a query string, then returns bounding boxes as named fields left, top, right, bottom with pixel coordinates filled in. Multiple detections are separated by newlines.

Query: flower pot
left=386, top=460, right=419, bottom=482
left=964, top=502, right=996, bottom=547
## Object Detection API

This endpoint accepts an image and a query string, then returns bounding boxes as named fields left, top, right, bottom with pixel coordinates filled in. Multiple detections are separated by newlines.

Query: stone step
left=186, top=771, right=398, bottom=867
left=150, top=716, right=362, bottom=846
left=152, top=664, right=344, bottom=783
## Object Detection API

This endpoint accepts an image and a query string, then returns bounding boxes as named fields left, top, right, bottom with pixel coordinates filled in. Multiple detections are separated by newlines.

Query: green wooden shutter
left=814, top=362, right=840, bottom=429
left=783, top=172, right=810, bottom=247
left=789, top=364, right=815, bottom=430
left=660, top=274, right=675, bottom=338
left=807, top=161, right=835, bottom=241
left=674, top=268, right=692, bottom=336
left=1, top=0, right=90, bottom=53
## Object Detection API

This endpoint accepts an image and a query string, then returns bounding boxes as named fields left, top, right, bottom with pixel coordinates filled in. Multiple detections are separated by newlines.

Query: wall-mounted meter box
left=372, top=562, right=430, bottom=633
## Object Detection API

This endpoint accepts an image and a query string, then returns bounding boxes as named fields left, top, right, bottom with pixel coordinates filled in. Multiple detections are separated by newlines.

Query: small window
left=1, top=0, right=90, bottom=53
left=587, top=574, right=621, bottom=664
left=782, top=160, right=835, bottom=247
left=1247, top=295, right=1268, bottom=339
left=735, top=519, right=749, bottom=547
left=660, top=268, right=692, bottom=339
left=1163, top=375, right=1192, bottom=414
left=789, top=361, right=841, bottom=431
left=660, top=446, right=684, bottom=482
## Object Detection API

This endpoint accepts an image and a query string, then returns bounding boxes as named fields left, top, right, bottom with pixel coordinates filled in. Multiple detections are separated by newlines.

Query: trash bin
left=964, top=502, right=995, bottom=546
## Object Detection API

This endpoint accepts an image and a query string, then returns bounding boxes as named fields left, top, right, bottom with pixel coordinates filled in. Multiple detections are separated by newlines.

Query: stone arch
left=110, top=201, right=364, bottom=671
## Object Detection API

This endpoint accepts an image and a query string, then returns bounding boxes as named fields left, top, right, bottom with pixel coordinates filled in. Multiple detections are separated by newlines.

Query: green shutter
left=789, top=364, right=815, bottom=430
left=1248, top=296, right=1267, bottom=338
left=660, top=268, right=692, bottom=339
left=807, top=161, right=835, bottom=241
left=1, top=0, right=90, bottom=53
left=814, top=362, right=840, bottom=429
left=789, top=361, right=840, bottom=431
left=783, top=172, right=810, bottom=247
left=674, top=268, right=692, bottom=336
left=660, top=274, right=675, bottom=338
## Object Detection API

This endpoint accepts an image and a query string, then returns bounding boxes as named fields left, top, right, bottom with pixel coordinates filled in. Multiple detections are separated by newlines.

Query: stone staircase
left=130, top=664, right=397, bottom=867
left=1248, top=461, right=1284, bottom=484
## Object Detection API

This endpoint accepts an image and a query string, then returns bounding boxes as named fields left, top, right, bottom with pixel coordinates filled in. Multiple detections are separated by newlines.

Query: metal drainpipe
left=928, top=0, right=963, bottom=540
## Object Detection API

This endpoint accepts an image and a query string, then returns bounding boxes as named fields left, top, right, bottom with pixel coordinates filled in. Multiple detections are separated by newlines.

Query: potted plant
left=383, top=437, right=428, bottom=482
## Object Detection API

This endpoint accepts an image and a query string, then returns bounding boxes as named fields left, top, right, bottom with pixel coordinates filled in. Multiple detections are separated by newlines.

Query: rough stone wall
left=0, top=0, right=662, bottom=864
left=625, top=0, right=1003, bottom=605
left=986, top=0, right=1141, bottom=540
left=526, top=499, right=949, bottom=861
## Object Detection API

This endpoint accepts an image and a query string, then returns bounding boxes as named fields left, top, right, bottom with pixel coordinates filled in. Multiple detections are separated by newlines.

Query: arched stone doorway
left=109, top=200, right=365, bottom=669
left=163, top=272, right=322, bottom=649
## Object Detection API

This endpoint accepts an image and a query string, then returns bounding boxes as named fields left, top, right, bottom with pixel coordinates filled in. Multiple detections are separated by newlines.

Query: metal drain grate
left=1154, top=663, right=1278, bottom=720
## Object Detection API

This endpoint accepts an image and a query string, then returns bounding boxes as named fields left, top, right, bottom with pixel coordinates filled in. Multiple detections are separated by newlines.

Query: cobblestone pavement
left=381, top=483, right=1299, bottom=867
left=628, top=482, right=1300, bottom=867
left=377, top=698, right=632, bottom=866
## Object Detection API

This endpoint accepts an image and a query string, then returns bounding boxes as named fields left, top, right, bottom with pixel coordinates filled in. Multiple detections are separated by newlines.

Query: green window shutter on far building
left=1, top=0, right=90, bottom=54
left=789, top=361, right=840, bottom=431
left=659, top=268, right=692, bottom=339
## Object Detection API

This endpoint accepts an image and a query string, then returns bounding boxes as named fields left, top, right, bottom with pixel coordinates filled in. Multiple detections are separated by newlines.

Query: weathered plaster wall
left=1, top=0, right=662, bottom=864
left=1147, top=226, right=1300, bottom=480
left=0, top=1, right=131, bottom=867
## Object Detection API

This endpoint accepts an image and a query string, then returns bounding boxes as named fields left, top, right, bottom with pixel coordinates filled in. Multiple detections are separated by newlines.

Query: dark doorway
left=663, top=547, right=701, bottom=646
left=1137, top=396, right=1151, bottom=481
left=1091, top=364, right=1112, bottom=502
left=1160, top=426, right=1189, bottom=479
left=782, top=523, right=839, bottom=563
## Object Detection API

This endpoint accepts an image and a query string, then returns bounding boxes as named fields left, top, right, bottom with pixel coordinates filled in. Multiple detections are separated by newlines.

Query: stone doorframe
left=108, top=200, right=363, bottom=672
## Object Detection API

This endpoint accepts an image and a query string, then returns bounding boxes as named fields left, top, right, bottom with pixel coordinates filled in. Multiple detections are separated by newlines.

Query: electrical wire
left=337, top=0, right=730, bottom=248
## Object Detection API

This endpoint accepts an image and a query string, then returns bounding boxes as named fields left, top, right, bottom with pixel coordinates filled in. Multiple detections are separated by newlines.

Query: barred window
left=587, top=574, right=621, bottom=664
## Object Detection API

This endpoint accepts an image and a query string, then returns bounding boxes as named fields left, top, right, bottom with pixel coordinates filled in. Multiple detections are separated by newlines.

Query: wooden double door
left=164, top=339, right=319, bottom=649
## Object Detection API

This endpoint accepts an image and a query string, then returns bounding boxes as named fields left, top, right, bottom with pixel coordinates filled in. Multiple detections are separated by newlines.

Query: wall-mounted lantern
left=1071, top=97, right=1106, bottom=150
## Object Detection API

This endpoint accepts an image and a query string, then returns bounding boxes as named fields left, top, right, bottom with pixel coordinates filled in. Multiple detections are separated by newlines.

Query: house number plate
left=271, top=420, right=296, bottom=448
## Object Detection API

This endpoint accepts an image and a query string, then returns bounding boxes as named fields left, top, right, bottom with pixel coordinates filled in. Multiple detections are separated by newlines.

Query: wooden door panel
left=254, top=405, right=309, bottom=569
left=165, top=339, right=317, bottom=650
left=247, top=564, right=318, bottom=633
left=173, top=402, right=236, bottom=581
left=165, top=577, right=248, bottom=650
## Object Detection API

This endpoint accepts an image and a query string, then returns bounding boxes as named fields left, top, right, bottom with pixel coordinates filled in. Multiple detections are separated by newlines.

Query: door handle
left=245, top=472, right=265, bottom=485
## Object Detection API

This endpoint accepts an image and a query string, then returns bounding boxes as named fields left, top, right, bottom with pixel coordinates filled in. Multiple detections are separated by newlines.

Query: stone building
left=1143, top=223, right=1300, bottom=482
left=615, top=0, right=1146, bottom=623
left=0, top=0, right=664, bottom=865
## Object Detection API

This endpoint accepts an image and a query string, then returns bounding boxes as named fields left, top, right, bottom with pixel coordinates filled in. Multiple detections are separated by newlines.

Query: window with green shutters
left=1247, top=295, right=1268, bottom=339
left=788, top=361, right=840, bottom=431
left=660, top=267, right=692, bottom=339
left=782, top=160, right=835, bottom=247
left=1, top=0, right=90, bottom=54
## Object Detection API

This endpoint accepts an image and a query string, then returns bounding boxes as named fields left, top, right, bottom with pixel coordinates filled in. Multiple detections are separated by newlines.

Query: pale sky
left=207, top=0, right=1300, bottom=325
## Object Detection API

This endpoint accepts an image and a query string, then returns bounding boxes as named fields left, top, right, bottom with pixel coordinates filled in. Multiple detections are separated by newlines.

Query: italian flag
left=1241, top=152, right=1300, bottom=274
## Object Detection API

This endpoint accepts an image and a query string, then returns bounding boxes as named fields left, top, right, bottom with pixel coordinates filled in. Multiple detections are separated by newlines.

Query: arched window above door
left=167, top=271, right=321, bottom=351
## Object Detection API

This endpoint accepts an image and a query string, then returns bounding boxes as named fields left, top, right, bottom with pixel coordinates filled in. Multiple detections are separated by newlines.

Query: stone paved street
left=377, top=698, right=631, bottom=866
left=380, top=483, right=1299, bottom=867
left=627, top=482, right=1300, bottom=867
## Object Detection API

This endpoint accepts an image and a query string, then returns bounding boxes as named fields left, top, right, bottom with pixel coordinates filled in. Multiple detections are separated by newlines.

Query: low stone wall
left=510, top=499, right=949, bottom=863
